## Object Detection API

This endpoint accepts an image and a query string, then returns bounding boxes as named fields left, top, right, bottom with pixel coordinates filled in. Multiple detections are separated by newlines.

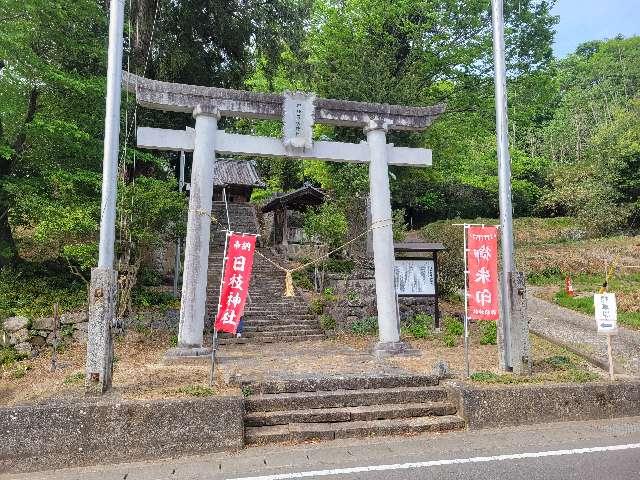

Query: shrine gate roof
left=261, top=182, right=326, bottom=213
left=123, top=73, right=445, bottom=131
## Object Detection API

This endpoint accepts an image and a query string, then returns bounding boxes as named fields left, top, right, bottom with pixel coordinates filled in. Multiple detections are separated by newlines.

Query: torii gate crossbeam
left=123, top=73, right=444, bottom=358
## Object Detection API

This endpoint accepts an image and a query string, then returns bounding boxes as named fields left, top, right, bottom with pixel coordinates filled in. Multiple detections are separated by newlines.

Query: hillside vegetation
left=1, top=2, right=638, bottom=318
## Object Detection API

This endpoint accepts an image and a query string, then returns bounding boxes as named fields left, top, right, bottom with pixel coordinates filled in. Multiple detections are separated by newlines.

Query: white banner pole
left=463, top=224, right=470, bottom=379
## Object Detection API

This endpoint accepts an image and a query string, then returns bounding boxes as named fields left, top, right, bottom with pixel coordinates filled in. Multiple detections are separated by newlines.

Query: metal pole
left=173, top=151, right=186, bottom=297
left=97, top=0, right=125, bottom=268
left=491, top=0, right=515, bottom=370
left=463, top=225, right=470, bottom=378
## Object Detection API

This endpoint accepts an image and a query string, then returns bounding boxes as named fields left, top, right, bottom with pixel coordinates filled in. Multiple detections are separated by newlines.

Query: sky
left=552, top=0, right=639, bottom=57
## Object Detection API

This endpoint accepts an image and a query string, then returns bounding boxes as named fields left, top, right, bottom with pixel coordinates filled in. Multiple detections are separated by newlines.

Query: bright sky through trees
left=552, top=0, right=639, bottom=57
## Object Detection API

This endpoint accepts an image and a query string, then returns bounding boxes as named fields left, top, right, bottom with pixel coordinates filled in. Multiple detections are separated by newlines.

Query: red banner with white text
left=466, top=226, right=499, bottom=321
left=214, top=234, right=257, bottom=334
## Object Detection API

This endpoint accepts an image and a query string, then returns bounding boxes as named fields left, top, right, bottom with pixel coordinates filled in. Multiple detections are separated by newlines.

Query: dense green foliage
left=1, top=0, right=638, bottom=318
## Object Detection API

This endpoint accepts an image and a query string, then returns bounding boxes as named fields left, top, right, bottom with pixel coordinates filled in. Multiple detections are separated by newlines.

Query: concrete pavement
left=4, top=416, right=640, bottom=480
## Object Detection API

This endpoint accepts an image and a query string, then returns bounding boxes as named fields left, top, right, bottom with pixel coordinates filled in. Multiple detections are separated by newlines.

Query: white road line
left=225, top=443, right=640, bottom=480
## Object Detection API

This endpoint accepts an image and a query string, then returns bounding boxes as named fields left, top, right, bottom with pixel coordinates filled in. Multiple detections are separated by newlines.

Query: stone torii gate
left=123, top=73, right=444, bottom=358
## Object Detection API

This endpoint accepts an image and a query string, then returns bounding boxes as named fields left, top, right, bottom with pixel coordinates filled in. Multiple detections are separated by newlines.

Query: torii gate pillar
left=174, top=105, right=219, bottom=355
left=366, top=120, right=403, bottom=353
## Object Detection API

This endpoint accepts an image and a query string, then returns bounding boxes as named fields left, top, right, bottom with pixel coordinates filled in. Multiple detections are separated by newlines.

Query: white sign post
left=594, top=293, right=618, bottom=380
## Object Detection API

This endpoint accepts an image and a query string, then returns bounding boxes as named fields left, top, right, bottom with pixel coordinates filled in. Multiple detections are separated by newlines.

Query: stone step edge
left=241, top=374, right=441, bottom=395
left=245, top=415, right=466, bottom=444
left=245, top=401, right=457, bottom=427
left=245, top=386, right=449, bottom=412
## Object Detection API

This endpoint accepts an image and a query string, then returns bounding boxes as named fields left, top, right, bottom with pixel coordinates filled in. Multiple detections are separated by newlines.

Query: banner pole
left=210, top=230, right=231, bottom=387
left=607, top=334, right=614, bottom=381
left=463, top=224, right=470, bottom=379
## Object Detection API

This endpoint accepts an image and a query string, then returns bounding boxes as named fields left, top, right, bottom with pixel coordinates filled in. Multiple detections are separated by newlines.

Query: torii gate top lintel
left=123, top=72, right=445, bottom=131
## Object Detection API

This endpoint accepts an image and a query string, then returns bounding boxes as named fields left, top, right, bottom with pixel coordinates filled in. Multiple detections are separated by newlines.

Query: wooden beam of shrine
left=123, top=73, right=445, bottom=132
left=137, top=127, right=432, bottom=167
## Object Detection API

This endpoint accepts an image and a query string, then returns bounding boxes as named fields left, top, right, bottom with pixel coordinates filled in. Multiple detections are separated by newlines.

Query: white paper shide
left=282, top=91, right=315, bottom=151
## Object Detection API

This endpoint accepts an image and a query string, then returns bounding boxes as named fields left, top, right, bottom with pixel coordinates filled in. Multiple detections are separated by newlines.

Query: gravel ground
left=528, top=290, right=640, bottom=377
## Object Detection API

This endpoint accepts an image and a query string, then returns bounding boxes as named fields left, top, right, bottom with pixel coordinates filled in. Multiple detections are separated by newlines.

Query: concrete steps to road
left=242, top=374, right=465, bottom=445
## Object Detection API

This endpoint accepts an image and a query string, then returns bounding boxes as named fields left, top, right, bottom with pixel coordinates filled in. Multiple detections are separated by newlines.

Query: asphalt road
left=5, top=417, right=640, bottom=480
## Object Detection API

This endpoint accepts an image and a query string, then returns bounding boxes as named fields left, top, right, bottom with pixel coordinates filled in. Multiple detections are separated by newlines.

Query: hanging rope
left=254, top=218, right=392, bottom=297
left=193, top=208, right=392, bottom=297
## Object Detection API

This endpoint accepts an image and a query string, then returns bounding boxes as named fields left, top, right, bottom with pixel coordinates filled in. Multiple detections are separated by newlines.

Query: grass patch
left=553, top=290, right=640, bottom=330
left=63, top=372, right=85, bottom=385
left=442, top=316, right=463, bottom=347
left=176, top=385, right=215, bottom=397
left=471, top=340, right=601, bottom=385
left=10, top=363, right=31, bottom=379
left=350, top=316, right=378, bottom=336
left=132, top=287, right=180, bottom=311
left=402, top=313, right=434, bottom=340
left=0, top=347, right=27, bottom=367
left=479, top=321, right=497, bottom=345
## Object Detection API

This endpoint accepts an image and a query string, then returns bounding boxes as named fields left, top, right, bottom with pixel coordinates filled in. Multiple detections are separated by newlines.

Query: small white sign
left=394, top=259, right=435, bottom=296
left=282, top=91, right=315, bottom=151
left=594, top=293, right=618, bottom=335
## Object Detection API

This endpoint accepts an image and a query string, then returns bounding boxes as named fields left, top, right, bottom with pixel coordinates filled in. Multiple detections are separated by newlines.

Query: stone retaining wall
left=325, top=270, right=439, bottom=330
left=452, top=380, right=640, bottom=429
left=1, top=313, right=88, bottom=357
left=0, top=396, right=244, bottom=473
left=1, top=309, right=180, bottom=357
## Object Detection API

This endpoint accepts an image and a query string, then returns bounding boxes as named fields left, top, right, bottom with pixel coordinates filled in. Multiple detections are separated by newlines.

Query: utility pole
left=491, top=0, right=530, bottom=373
left=86, top=0, right=125, bottom=394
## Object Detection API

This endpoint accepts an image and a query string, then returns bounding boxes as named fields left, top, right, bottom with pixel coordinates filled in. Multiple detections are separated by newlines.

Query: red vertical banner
left=214, top=234, right=257, bottom=334
left=466, top=226, right=500, bottom=321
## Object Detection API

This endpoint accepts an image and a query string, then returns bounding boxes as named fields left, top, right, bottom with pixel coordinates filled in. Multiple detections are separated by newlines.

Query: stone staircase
left=241, top=375, right=465, bottom=444
left=206, top=204, right=324, bottom=344
left=210, top=201, right=260, bottom=245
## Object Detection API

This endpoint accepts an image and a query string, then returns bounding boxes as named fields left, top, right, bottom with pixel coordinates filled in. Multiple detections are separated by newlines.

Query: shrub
left=442, top=316, right=463, bottom=347
left=350, top=316, right=378, bottom=336
left=292, top=269, right=313, bottom=290
left=479, top=321, right=497, bottom=345
left=319, top=314, right=336, bottom=330
left=402, top=313, right=434, bottom=339
left=132, top=287, right=179, bottom=310
left=303, top=202, right=348, bottom=248
left=0, top=347, right=27, bottom=367
left=324, top=258, right=354, bottom=274
left=309, top=298, right=325, bottom=315
left=444, top=316, right=464, bottom=336
left=392, top=208, right=407, bottom=242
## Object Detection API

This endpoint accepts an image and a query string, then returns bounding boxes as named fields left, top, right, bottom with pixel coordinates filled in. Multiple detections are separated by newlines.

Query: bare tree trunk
left=0, top=88, right=38, bottom=268
left=133, top=0, right=158, bottom=75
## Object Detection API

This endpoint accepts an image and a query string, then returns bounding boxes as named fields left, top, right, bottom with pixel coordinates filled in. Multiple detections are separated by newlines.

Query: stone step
left=241, top=329, right=323, bottom=338
left=242, top=374, right=441, bottom=395
left=242, top=321, right=320, bottom=328
left=245, top=386, right=449, bottom=413
left=245, top=415, right=465, bottom=444
left=243, top=325, right=321, bottom=333
left=245, top=401, right=456, bottom=427
left=218, top=334, right=325, bottom=345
